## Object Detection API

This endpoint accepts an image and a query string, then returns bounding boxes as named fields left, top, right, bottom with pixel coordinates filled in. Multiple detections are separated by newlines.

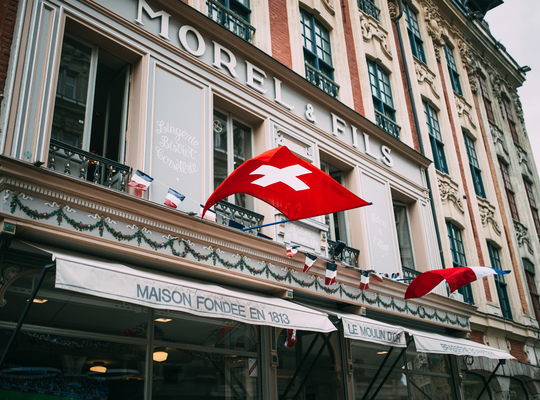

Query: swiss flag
left=202, top=146, right=370, bottom=221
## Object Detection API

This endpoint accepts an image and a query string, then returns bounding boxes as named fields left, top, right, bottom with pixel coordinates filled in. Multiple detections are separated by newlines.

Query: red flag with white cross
left=202, top=146, right=371, bottom=221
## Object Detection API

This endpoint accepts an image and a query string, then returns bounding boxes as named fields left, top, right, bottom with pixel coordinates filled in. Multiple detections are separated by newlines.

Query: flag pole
left=241, top=219, right=290, bottom=231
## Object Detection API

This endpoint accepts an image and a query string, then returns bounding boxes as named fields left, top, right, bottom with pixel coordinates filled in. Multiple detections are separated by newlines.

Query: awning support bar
left=361, top=346, right=395, bottom=400
left=475, top=359, right=505, bottom=400
left=0, top=263, right=55, bottom=368
left=280, top=332, right=321, bottom=400
left=292, top=331, right=334, bottom=400
left=369, top=337, right=413, bottom=400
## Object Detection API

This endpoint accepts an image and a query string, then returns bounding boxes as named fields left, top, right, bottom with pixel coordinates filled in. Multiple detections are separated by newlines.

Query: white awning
left=29, top=244, right=336, bottom=333
left=407, top=329, right=515, bottom=360
left=306, top=307, right=406, bottom=347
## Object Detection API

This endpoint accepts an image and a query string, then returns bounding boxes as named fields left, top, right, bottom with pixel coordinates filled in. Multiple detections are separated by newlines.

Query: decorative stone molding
left=515, top=144, right=532, bottom=175
left=415, top=60, right=440, bottom=98
left=513, top=93, right=525, bottom=124
left=322, top=0, right=335, bottom=15
left=489, top=123, right=509, bottom=156
left=387, top=0, right=398, bottom=20
left=361, top=17, right=393, bottom=60
left=420, top=0, right=444, bottom=60
left=460, top=40, right=479, bottom=94
left=454, top=94, right=477, bottom=130
left=478, top=200, right=501, bottom=236
left=514, top=220, right=534, bottom=255
left=437, top=175, right=465, bottom=214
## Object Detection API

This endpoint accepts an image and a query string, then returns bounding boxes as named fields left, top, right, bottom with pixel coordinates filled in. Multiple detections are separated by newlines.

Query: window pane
left=213, top=110, right=229, bottom=190
left=394, top=203, right=416, bottom=269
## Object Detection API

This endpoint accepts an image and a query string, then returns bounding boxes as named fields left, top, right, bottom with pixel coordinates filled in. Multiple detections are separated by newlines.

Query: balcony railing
left=48, top=139, right=130, bottom=192
left=402, top=266, right=421, bottom=284
left=375, top=110, right=401, bottom=139
left=207, top=0, right=255, bottom=43
left=214, top=200, right=264, bottom=235
left=328, top=240, right=360, bottom=267
left=305, top=63, right=340, bottom=99
left=358, top=0, right=381, bottom=21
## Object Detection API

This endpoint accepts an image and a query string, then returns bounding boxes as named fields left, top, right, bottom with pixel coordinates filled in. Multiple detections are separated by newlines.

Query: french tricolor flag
left=128, top=170, right=154, bottom=191
left=359, top=270, right=370, bottom=291
left=303, top=253, right=317, bottom=273
left=405, top=266, right=511, bottom=300
left=164, top=188, right=185, bottom=209
left=286, top=245, right=298, bottom=258
left=325, top=262, right=337, bottom=285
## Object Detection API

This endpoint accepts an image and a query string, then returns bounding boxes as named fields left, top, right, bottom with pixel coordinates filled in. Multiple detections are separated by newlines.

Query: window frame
left=524, top=259, right=540, bottom=323
left=403, top=2, right=426, bottom=63
left=523, top=178, right=540, bottom=236
left=478, top=73, right=495, bottom=123
left=447, top=221, right=474, bottom=304
left=321, top=160, right=351, bottom=245
left=393, top=200, right=417, bottom=271
left=502, top=94, right=519, bottom=144
left=444, top=44, right=463, bottom=96
left=423, top=101, right=448, bottom=174
left=300, top=8, right=334, bottom=79
left=463, top=132, right=486, bottom=198
left=487, top=242, right=512, bottom=319
left=499, top=159, right=520, bottom=221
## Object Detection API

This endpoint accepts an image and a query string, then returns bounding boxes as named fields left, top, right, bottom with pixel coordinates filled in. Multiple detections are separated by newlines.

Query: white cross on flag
left=202, top=146, right=370, bottom=221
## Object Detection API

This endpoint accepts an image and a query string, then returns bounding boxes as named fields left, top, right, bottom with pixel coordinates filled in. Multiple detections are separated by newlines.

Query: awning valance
left=406, top=329, right=515, bottom=360
left=29, top=244, right=336, bottom=333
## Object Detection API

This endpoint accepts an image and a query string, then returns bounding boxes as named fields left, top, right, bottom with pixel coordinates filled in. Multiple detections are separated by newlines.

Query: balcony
left=305, top=63, right=339, bottom=99
left=358, top=0, right=381, bottom=21
left=214, top=200, right=265, bottom=236
left=207, top=0, right=255, bottom=43
left=48, top=139, right=130, bottom=192
left=402, top=266, right=421, bottom=284
left=375, top=111, right=401, bottom=139
left=328, top=240, right=360, bottom=267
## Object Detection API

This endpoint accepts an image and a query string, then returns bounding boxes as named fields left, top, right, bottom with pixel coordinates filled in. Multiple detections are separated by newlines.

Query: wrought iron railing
left=375, top=110, right=401, bottom=139
left=206, top=0, right=255, bottom=43
left=305, top=63, right=340, bottom=99
left=358, top=0, right=380, bottom=21
left=214, top=200, right=264, bottom=235
left=328, top=240, right=360, bottom=267
left=402, top=266, right=421, bottom=284
left=48, top=139, right=130, bottom=192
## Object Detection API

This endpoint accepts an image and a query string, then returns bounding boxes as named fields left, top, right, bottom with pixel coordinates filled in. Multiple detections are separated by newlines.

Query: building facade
left=0, top=0, right=539, bottom=398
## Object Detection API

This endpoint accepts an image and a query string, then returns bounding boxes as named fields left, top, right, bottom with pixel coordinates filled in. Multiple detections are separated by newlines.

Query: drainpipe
left=392, top=0, right=446, bottom=269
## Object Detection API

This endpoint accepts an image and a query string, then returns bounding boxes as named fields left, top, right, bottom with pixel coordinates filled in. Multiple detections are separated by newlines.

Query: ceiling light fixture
left=89, top=362, right=107, bottom=373
left=154, top=318, right=172, bottom=323
left=153, top=347, right=168, bottom=362
left=27, top=298, right=48, bottom=304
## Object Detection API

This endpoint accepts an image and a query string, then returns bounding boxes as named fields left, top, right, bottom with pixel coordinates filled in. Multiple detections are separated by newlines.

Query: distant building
left=0, top=0, right=539, bottom=398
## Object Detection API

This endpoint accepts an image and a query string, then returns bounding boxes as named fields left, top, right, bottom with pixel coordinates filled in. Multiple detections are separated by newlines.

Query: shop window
left=462, top=371, right=491, bottom=400
left=50, top=32, right=131, bottom=190
left=463, top=132, right=486, bottom=198
left=499, top=159, right=520, bottom=221
left=444, top=44, right=462, bottom=96
left=213, top=108, right=253, bottom=210
left=403, top=3, right=426, bottom=63
left=447, top=221, right=474, bottom=304
left=207, top=0, right=254, bottom=42
left=478, top=73, right=495, bottom=124
left=368, top=59, right=400, bottom=138
left=393, top=201, right=416, bottom=271
left=487, top=242, right=512, bottom=319
left=277, top=330, right=344, bottom=399
left=502, top=95, right=519, bottom=144
left=523, top=178, right=540, bottom=236
left=524, top=259, right=540, bottom=323
left=301, top=8, right=339, bottom=98
left=423, top=101, right=448, bottom=174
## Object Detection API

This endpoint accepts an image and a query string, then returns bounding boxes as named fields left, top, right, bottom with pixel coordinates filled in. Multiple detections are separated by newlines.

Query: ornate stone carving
left=490, top=123, right=509, bottom=156
left=361, top=17, right=393, bottom=60
left=322, top=0, right=335, bottom=15
left=460, top=40, right=479, bottom=94
left=387, top=0, right=398, bottom=20
left=438, top=176, right=465, bottom=213
left=415, top=60, right=440, bottom=98
left=478, top=202, right=501, bottom=236
left=514, top=220, right=534, bottom=255
left=455, top=95, right=477, bottom=129
left=516, top=144, right=532, bottom=175
left=420, top=0, right=444, bottom=61
left=513, top=93, right=525, bottom=124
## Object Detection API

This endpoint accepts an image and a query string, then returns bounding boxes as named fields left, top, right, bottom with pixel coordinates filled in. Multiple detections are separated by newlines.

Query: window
left=207, top=0, right=254, bottom=42
left=502, top=95, right=519, bottom=144
left=300, top=9, right=338, bottom=98
left=478, top=73, right=495, bottom=123
left=403, top=3, right=426, bottom=63
left=524, top=259, right=540, bottom=323
left=487, top=242, right=512, bottom=319
left=358, top=0, right=381, bottom=21
left=524, top=178, right=540, bottom=235
left=444, top=45, right=462, bottom=95
left=423, top=101, right=448, bottom=173
left=213, top=109, right=253, bottom=208
left=52, top=34, right=130, bottom=163
left=367, top=59, right=400, bottom=138
left=499, top=159, right=520, bottom=221
left=393, top=201, right=416, bottom=270
left=321, top=161, right=350, bottom=244
left=447, top=221, right=474, bottom=304
left=463, top=133, right=486, bottom=198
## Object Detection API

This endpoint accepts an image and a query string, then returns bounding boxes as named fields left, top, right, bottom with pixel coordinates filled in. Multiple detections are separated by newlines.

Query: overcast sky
left=484, top=0, right=540, bottom=172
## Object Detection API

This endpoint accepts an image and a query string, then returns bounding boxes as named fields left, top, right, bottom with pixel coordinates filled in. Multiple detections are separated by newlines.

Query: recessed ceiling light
left=377, top=351, right=388, bottom=355
left=28, top=298, right=48, bottom=304
left=155, top=318, right=172, bottom=323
